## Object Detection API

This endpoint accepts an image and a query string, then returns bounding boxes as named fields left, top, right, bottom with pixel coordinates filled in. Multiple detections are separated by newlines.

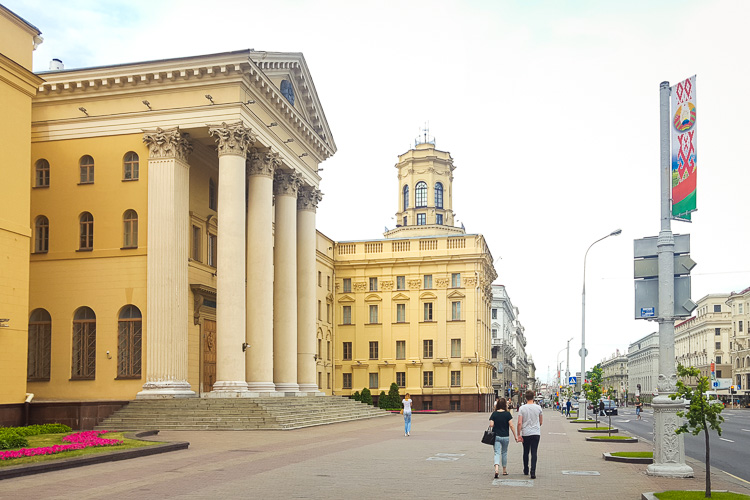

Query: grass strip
left=655, top=492, right=750, bottom=500
left=589, top=435, right=632, bottom=440
left=610, top=451, right=652, bottom=458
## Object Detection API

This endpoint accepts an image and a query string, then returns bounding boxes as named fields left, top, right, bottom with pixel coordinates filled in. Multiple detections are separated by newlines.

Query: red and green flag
left=671, top=76, right=697, bottom=220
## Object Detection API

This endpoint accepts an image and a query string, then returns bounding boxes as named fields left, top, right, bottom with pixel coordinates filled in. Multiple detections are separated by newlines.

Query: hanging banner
left=671, top=75, right=697, bottom=220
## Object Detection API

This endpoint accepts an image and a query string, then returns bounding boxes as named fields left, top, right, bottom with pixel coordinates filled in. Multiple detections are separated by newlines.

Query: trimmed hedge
left=0, top=431, right=28, bottom=450
left=0, top=424, right=73, bottom=450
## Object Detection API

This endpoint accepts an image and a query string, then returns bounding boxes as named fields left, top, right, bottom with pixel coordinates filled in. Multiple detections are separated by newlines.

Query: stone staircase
left=95, top=396, right=390, bottom=431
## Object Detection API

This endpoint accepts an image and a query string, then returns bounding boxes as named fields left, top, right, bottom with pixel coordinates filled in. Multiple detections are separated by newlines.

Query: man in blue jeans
left=517, top=390, right=543, bottom=479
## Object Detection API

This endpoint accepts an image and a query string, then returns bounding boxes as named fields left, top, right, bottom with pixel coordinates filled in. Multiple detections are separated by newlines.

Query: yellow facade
left=0, top=6, right=43, bottom=405
left=315, top=232, right=335, bottom=394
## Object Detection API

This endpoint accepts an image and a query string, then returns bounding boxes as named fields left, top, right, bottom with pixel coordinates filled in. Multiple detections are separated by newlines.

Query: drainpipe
left=24, top=393, right=34, bottom=426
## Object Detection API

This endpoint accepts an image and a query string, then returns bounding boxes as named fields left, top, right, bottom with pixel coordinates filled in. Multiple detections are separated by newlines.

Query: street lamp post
left=580, top=229, right=621, bottom=420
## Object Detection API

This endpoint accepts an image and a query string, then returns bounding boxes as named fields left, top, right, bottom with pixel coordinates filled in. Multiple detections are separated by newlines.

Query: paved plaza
left=2, top=409, right=750, bottom=499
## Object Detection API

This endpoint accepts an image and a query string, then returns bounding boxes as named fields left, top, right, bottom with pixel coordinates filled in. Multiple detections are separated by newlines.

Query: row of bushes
left=0, top=424, right=72, bottom=450
left=351, top=383, right=403, bottom=410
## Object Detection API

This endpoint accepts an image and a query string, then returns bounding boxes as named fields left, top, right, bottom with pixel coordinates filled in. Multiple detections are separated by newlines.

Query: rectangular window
left=369, top=341, right=378, bottom=360
left=740, top=321, right=744, bottom=333
left=192, top=226, right=202, bottom=262
left=451, top=273, right=461, bottom=288
left=343, top=342, right=352, bottom=361
left=318, top=372, right=322, bottom=389
left=327, top=275, right=331, bottom=291
left=343, top=278, right=352, bottom=293
left=714, top=304, right=721, bottom=312
left=403, top=216, right=407, bottom=226
left=424, top=275, right=432, bottom=289
left=451, top=301, right=461, bottom=320
left=369, top=304, right=379, bottom=324
left=317, top=300, right=322, bottom=320
left=317, top=339, right=322, bottom=359
left=208, top=233, right=217, bottom=267
left=417, top=213, right=426, bottom=225
left=423, top=401, right=433, bottom=410
left=492, top=329, right=498, bottom=339
left=451, top=339, right=461, bottom=358
left=436, top=213, right=443, bottom=225
left=423, top=371, right=433, bottom=387
left=396, top=371, right=406, bottom=388
left=424, top=302, right=433, bottom=321
left=396, top=275, right=405, bottom=290
left=369, top=277, right=378, bottom=291
left=327, top=304, right=331, bottom=323
left=343, top=372, right=352, bottom=389
left=396, top=303, right=406, bottom=323
left=396, top=340, right=406, bottom=360
left=327, top=341, right=331, bottom=360
left=451, top=371, right=461, bottom=387
left=492, top=309, right=497, bottom=320
left=716, top=369, right=722, bottom=378
left=450, top=401, right=461, bottom=411
left=318, top=271, right=322, bottom=287
left=715, top=342, right=721, bottom=350
left=716, top=356, right=722, bottom=364
left=739, top=303, right=744, bottom=314
left=327, top=372, right=331, bottom=390
left=369, top=372, right=378, bottom=389
left=423, top=339, right=433, bottom=358
left=715, top=328, right=721, bottom=336
left=343, top=306, right=352, bottom=325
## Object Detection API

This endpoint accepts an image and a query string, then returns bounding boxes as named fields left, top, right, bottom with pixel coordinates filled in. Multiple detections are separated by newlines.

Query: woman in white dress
left=402, top=393, right=413, bottom=436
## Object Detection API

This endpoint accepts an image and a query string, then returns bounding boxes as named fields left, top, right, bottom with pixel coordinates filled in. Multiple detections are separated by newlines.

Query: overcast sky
left=8, top=0, right=750, bottom=385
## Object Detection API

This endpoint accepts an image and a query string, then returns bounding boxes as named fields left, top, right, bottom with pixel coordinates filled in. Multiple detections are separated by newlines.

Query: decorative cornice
left=297, top=186, right=323, bottom=211
left=208, top=121, right=255, bottom=157
left=247, top=149, right=278, bottom=178
left=408, top=279, right=422, bottom=290
left=273, top=170, right=302, bottom=197
left=142, top=127, right=192, bottom=161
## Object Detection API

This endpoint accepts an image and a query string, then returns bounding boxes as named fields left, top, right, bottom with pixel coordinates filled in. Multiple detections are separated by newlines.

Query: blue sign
left=568, top=376, right=577, bottom=385
left=640, top=307, right=655, bottom=318
left=712, top=381, right=719, bottom=388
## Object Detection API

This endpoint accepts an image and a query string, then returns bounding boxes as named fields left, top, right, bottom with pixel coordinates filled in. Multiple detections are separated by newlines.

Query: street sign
left=568, top=377, right=577, bottom=386
left=634, top=254, right=697, bottom=279
left=578, top=348, right=588, bottom=357
left=634, top=234, right=690, bottom=258
left=712, top=381, right=719, bottom=388
left=640, top=307, right=655, bottom=318
left=634, top=275, right=696, bottom=318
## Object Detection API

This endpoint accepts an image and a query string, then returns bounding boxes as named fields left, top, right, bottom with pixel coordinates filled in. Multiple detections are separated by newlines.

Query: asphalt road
left=576, top=406, right=750, bottom=483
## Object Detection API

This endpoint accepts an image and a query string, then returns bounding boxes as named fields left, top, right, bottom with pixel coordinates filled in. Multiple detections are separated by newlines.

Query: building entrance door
left=202, top=320, right=217, bottom=393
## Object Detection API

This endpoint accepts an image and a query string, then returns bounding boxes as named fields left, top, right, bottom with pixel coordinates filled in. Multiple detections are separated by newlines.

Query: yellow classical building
left=333, top=143, right=498, bottom=412
left=0, top=5, right=43, bottom=412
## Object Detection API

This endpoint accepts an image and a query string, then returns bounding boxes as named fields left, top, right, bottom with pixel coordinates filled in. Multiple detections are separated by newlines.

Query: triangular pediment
left=338, top=294, right=355, bottom=303
left=447, top=290, right=466, bottom=299
left=420, top=291, right=438, bottom=300
left=392, top=293, right=410, bottom=301
left=364, top=293, right=382, bottom=302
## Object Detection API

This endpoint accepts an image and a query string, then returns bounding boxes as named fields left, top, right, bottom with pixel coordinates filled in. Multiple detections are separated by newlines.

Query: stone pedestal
left=578, top=397, right=587, bottom=420
left=646, top=395, right=694, bottom=477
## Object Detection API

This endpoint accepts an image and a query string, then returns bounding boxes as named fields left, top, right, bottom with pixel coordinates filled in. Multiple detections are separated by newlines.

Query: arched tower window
left=123, top=210, right=138, bottom=248
left=435, top=182, right=444, bottom=209
left=35, top=215, right=49, bottom=253
left=35, top=159, right=50, bottom=187
left=118, top=305, right=142, bottom=378
left=403, top=185, right=409, bottom=210
left=79, top=212, right=94, bottom=250
left=123, top=152, right=139, bottom=180
left=72, top=306, right=96, bottom=379
left=415, top=181, right=427, bottom=208
left=28, top=308, right=51, bottom=381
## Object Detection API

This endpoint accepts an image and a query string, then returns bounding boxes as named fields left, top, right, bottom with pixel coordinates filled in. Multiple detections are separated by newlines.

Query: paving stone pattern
left=3, top=409, right=750, bottom=499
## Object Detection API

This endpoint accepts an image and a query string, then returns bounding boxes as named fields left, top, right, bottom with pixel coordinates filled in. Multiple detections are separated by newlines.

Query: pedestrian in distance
left=488, top=397, right=519, bottom=478
left=402, top=393, right=412, bottom=436
left=635, top=398, right=643, bottom=420
left=517, top=390, right=543, bottom=480
left=565, top=399, right=571, bottom=417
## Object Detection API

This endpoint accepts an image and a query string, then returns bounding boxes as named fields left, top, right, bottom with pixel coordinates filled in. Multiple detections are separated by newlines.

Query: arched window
left=35, top=159, right=50, bottom=187
left=118, top=305, right=142, bottom=378
left=79, top=212, right=94, bottom=250
left=209, top=178, right=217, bottom=211
left=435, top=182, right=444, bottom=209
left=35, top=215, right=49, bottom=253
left=123, top=210, right=138, bottom=248
left=27, top=309, right=51, bottom=381
left=403, top=185, right=409, bottom=210
left=415, top=181, right=427, bottom=208
left=79, top=155, right=94, bottom=184
left=123, top=152, right=139, bottom=180
left=72, top=306, right=96, bottom=379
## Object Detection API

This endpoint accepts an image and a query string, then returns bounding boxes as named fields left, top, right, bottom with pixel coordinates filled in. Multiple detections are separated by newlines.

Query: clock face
left=281, top=79, right=295, bottom=106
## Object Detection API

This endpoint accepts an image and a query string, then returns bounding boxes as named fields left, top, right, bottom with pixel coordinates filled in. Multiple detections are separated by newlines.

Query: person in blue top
left=402, top=393, right=412, bottom=436
left=488, top=397, right=519, bottom=478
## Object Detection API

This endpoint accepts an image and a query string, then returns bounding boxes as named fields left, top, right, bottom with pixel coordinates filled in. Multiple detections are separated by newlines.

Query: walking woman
left=402, top=393, right=412, bottom=436
left=488, top=397, right=518, bottom=478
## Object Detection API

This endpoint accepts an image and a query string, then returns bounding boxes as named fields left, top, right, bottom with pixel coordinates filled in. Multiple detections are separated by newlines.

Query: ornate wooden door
left=202, top=320, right=217, bottom=393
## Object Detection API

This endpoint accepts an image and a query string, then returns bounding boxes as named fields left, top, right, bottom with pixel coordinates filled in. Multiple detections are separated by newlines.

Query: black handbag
left=481, top=426, right=496, bottom=445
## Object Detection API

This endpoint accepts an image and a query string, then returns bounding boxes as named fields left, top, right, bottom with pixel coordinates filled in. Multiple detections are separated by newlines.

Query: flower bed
left=0, top=431, right=122, bottom=461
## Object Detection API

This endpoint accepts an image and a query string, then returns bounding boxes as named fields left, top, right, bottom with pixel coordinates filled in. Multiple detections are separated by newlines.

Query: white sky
left=8, top=0, right=750, bottom=384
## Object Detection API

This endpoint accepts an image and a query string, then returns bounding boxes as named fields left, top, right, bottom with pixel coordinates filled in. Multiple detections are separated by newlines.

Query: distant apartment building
left=627, top=332, right=660, bottom=403
left=490, top=285, right=529, bottom=404
left=600, top=351, right=628, bottom=403
left=727, top=286, right=750, bottom=403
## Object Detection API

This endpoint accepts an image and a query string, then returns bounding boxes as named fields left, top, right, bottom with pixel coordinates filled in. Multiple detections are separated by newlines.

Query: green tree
left=378, top=391, right=388, bottom=408
left=387, top=382, right=401, bottom=409
left=670, top=364, right=725, bottom=498
left=351, top=391, right=361, bottom=402
left=360, top=387, right=373, bottom=405
left=582, top=364, right=603, bottom=424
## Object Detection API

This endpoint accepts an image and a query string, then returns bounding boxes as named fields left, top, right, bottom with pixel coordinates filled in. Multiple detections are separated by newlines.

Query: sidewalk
left=1, top=408, right=749, bottom=499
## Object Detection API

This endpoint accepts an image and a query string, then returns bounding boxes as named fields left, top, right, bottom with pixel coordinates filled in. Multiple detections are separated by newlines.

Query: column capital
left=273, top=170, right=302, bottom=197
left=247, top=149, right=279, bottom=178
left=142, top=127, right=193, bottom=161
left=297, top=185, right=323, bottom=211
left=208, top=121, right=256, bottom=157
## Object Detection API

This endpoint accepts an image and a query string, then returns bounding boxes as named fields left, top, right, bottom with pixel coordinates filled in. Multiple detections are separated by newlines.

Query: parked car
left=596, top=400, right=618, bottom=416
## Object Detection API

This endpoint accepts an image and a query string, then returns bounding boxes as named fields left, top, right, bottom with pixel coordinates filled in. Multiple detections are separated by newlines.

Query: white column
left=296, top=186, right=323, bottom=392
left=273, top=170, right=302, bottom=393
left=245, top=149, right=277, bottom=392
left=138, top=127, right=195, bottom=399
left=208, top=121, right=255, bottom=396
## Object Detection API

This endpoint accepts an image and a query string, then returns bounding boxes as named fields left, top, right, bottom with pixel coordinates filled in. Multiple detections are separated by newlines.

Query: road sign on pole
left=568, top=376, right=577, bottom=386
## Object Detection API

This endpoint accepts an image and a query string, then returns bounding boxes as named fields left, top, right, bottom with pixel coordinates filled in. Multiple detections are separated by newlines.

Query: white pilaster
left=138, top=127, right=195, bottom=399
left=296, top=186, right=323, bottom=392
left=273, top=170, right=302, bottom=393
left=208, top=121, right=254, bottom=396
left=245, top=149, right=277, bottom=393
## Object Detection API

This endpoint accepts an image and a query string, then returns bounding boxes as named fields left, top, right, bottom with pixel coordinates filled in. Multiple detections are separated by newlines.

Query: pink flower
left=0, top=431, right=122, bottom=461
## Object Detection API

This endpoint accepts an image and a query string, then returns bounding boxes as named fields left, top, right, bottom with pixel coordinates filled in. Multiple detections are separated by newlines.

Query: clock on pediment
left=280, top=80, right=295, bottom=106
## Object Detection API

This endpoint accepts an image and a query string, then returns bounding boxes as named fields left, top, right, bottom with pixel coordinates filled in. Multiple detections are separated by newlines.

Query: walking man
left=565, top=399, right=571, bottom=417
left=517, top=390, right=543, bottom=479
